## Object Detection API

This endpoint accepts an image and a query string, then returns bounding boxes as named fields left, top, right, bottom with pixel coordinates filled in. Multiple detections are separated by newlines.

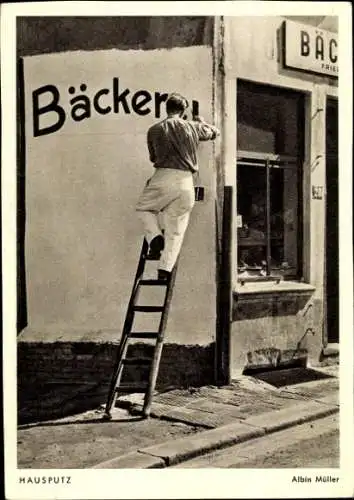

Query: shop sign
left=284, top=20, right=338, bottom=78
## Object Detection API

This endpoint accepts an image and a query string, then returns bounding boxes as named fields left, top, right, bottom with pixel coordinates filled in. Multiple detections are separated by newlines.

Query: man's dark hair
left=166, top=93, right=189, bottom=115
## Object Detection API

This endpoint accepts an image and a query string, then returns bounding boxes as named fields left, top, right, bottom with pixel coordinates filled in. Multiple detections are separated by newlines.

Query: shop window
left=236, top=81, right=304, bottom=282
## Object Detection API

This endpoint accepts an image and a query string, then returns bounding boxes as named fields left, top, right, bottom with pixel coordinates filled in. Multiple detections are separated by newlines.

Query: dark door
left=325, top=98, right=338, bottom=343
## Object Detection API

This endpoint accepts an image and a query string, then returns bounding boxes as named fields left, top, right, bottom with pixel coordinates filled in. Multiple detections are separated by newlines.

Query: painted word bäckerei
left=32, top=77, right=199, bottom=137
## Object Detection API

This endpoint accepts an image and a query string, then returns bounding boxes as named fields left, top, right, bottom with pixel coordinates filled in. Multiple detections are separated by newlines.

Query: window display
left=236, top=81, right=304, bottom=281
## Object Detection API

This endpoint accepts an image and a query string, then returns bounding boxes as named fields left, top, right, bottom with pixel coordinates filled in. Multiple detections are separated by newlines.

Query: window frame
left=235, top=80, right=305, bottom=285
left=237, top=151, right=303, bottom=284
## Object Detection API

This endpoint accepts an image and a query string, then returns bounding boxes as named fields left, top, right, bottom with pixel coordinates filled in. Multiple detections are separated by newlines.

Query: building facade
left=17, top=16, right=338, bottom=389
left=219, top=16, right=338, bottom=378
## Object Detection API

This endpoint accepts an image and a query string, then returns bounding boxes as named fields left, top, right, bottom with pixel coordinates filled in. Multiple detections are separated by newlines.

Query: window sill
left=233, top=280, right=316, bottom=301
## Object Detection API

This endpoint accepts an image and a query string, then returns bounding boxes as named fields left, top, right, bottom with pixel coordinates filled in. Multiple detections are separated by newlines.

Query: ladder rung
left=122, top=357, right=152, bottom=366
left=139, top=279, right=168, bottom=286
left=129, top=332, right=159, bottom=339
left=133, top=305, right=164, bottom=312
left=117, top=382, right=149, bottom=393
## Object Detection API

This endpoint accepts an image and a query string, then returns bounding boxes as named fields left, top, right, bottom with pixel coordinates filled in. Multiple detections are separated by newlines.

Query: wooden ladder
left=103, top=239, right=178, bottom=419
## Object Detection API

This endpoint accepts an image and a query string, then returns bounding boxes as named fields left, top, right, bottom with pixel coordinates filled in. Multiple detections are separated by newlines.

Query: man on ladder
left=104, top=94, right=219, bottom=419
left=136, top=92, right=220, bottom=281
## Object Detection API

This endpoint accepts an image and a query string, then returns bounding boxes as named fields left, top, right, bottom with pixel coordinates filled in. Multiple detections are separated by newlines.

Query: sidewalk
left=17, top=364, right=339, bottom=469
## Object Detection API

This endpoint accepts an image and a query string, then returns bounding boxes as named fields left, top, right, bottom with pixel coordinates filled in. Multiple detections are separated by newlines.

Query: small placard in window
left=312, top=186, right=324, bottom=200
left=236, top=214, right=243, bottom=228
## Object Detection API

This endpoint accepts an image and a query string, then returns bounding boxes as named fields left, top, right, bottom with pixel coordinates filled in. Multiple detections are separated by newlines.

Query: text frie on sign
left=32, top=77, right=200, bottom=137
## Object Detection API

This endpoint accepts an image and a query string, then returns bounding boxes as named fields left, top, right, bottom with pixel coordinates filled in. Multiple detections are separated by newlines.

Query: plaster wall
left=22, top=46, right=216, bottom=347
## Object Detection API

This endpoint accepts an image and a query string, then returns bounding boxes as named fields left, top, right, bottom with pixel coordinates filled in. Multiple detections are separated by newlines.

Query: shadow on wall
left=17, top=16, right=213, bottom=57
left=233, top=294, right=310, bottom=320
left=17, top=341, right=214, bottom=424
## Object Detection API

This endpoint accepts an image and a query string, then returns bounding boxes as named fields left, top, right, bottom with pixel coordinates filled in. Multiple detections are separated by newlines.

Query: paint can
left=194, top=186, right=205, bottom=201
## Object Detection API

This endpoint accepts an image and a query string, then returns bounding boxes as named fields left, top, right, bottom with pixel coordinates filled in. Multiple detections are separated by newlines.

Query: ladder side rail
left=121, top=239, right=149, bottom=335
left=142, top=262, right=179, bottom=416
left=110, top=238, right=148, bottom=368
left=104, top=341, right=131, bottom=415
left=104, top=239, right=148, bottom=417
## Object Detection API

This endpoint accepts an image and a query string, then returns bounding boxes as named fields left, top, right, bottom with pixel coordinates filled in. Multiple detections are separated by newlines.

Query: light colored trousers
left=136, top=168, right=195, bottom=272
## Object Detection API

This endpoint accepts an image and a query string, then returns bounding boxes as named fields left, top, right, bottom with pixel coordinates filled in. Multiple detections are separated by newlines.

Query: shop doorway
left=325, top=98, right=339, bottom=344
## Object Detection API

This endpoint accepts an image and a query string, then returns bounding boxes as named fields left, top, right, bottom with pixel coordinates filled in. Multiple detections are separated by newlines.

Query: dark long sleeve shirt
left=147, top=117, right=219, bottom=173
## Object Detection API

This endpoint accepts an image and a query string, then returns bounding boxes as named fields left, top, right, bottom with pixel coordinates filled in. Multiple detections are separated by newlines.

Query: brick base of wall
left=18, top=340, right=215, bottom=424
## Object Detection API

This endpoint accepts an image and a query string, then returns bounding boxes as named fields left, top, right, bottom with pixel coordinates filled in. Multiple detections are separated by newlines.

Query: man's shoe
left=158, top=269, right=172, bottom=281
left=147, top=235, right=165, bottom=259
